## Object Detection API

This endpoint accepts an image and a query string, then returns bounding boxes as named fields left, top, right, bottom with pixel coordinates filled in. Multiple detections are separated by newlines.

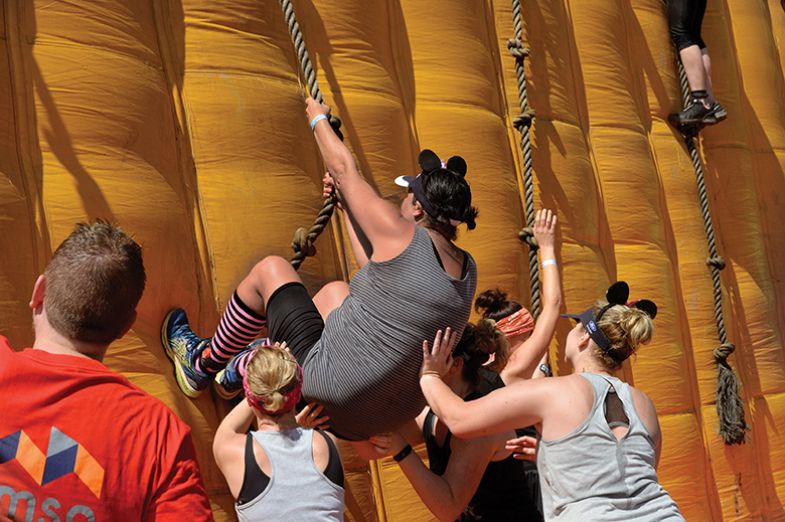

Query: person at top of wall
left=419, top=282, right=684, bottom=521
left=667, top=0, right=727, bottom=127
left=162, top=97, right=477, bottom=459
left=213, top=341, right=345, bottom=521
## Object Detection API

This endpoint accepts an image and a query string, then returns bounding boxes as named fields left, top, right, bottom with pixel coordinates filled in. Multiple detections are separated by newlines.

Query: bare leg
left=679, top=44, right=711, bottom=108
left=701, top=48, right=714, bottom=103
left=313, top=281, right=350, bottom=320
left=236, top=255, right=303, bottom=316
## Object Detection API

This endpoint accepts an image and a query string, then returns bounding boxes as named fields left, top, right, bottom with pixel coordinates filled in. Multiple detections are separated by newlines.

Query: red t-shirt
left=0, top=337, right=214, bottom=521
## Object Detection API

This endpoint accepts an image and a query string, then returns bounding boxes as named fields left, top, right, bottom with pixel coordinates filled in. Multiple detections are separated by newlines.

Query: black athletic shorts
left=266, top=282, right=324, bottom=366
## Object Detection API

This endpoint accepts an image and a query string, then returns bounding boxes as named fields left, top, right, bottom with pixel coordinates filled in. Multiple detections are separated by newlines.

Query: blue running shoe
left=161, top=308, right=213, bottom=398
left=214, top=338, right=270, bottom=400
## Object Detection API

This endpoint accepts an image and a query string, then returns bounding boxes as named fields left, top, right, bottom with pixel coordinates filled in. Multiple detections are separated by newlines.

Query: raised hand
left=421, top=327, right=455, bottom=379
left=533, top=208, right=557, bottom=251
left=295, top=402, right=331, bottom=430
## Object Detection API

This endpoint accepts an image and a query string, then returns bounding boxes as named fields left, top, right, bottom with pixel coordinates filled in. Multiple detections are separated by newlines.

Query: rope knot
left=328, top=115, right=344, bottom=141
left=713, top=342, right=736, bottom=363
left=706, top=255, right=726, bottom=270
left=291, top=227, right=316, bottom=258
left=513, top=109, right=536, bottom=131
left=506, top=38, right=529, bottom=59
left=518, top=227, right=539, bottom=249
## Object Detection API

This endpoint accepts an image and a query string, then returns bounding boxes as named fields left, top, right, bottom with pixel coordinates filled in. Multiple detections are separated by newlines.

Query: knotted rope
left=509, top=0, right=541, bottom=319
left=279, top=0, right=343, bottom=270
left=675, top=59, right=747, bottom=444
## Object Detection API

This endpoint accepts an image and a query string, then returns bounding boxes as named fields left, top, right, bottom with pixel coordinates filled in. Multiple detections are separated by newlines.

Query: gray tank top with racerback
left=236, top=428, right=344, bottom=522
left=303, top=226, right=477, bottom=440
left=537, top=373, right=684, bottom=521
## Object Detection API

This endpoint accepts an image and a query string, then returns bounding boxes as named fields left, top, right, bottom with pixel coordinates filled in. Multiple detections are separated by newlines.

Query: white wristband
left=310, top=114, right=328, bottom=130
left=541, top=258, right=557, bottom=268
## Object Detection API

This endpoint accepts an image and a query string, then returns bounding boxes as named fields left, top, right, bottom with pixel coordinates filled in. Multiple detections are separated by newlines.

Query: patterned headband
left=495, top=308, right=535, bottom=338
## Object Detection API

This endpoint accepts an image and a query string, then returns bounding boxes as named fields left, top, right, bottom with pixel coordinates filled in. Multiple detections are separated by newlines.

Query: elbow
left=438, top=508, right=464, bottom=522
left=211, top=434, right=223, bottom=462
left=327, top=150, right=355, bottom=184
left=443, top=416, right=477, bottom=439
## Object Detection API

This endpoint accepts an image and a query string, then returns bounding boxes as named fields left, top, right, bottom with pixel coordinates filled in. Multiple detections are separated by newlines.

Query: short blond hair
left=245, top=344, right=300, bottom=413
left=592, top=302, right=654, bottom=370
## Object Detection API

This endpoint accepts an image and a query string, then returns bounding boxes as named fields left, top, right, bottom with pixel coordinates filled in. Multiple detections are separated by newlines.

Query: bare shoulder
left=311, top=429, right=340, bottom=471
left=629, top=386, right=661, bottom=438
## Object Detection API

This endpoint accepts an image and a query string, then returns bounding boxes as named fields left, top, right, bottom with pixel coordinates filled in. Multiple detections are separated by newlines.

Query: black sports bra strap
left=316, top=430, right=345, bottom=487
left=237, top=433, right=270, bottom=505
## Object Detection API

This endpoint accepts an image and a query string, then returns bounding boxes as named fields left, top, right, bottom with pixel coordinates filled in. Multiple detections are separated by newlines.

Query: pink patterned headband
left=242, top=351, right=303, bottom=416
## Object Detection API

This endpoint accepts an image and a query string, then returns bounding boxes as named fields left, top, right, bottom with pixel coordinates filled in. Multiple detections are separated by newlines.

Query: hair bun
left=475, top=289, right=508, bottom=316
left=618, top=306, right=654, bottom=349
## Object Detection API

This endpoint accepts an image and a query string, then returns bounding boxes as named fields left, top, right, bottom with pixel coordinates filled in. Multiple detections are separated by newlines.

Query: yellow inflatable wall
left=2, top=0, right=784, bottom=519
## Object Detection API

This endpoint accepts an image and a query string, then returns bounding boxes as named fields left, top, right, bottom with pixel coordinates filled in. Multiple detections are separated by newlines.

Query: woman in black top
left=371, top=322, right=532, bottom=521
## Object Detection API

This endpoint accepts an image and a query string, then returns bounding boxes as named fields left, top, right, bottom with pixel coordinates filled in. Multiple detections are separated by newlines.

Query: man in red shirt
left=0, top=222, right=213, bottom=521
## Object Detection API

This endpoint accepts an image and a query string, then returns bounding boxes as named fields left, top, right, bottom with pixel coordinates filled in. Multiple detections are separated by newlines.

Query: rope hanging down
left=508, top=0, right=541, bottom=319
left=279, top=0, right=343, bottom=270
left=675, top=60, right=748, bottom=445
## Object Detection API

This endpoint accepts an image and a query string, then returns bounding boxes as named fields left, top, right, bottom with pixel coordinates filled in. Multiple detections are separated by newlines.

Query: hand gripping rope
left=279, top=0, right=344, bottom=270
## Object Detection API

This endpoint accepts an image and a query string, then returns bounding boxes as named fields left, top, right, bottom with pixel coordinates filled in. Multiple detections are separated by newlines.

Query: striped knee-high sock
left=233, top=339, right=269, bottom=379
left=197, top=291, right=266, bottom=374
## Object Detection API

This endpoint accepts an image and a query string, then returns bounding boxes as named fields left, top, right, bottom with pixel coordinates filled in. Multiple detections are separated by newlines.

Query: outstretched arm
left=307, top=99, right=413, bottom=261
left=370, top=431, right=496, bottom=521
left=501, top=209, right=562, bottom=385
left=420, top=329, right=548, bottom=438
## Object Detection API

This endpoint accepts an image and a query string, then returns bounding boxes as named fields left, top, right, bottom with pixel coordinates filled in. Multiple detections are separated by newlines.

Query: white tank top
left=537, top=373, right=684, bottom=521
left=236, top=427, right=344, bottom=521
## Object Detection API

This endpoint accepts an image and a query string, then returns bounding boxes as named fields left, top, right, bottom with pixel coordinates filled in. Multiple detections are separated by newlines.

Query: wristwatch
left=393, top=444, right=413, bottom=462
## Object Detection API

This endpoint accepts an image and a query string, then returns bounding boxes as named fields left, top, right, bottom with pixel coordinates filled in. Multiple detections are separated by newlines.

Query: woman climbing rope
left=369, top=321, right=535, bottom=521
left=419, top=282, right=685, bottom=521
left=666, top=0, right=727, bottom=127
left=213, top=341, right=345, bottom=520
left=163, top=97, right=477, bottom=457
left=368, top=209, right=558, bottom=520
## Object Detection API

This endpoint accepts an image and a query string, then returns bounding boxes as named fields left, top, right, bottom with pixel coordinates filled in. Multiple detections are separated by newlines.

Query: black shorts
left=266, top=282, right=324, bottom=366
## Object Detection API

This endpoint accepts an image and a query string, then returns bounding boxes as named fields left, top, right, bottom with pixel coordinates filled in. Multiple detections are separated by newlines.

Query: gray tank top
left=303, top=226, right=477, bottom=440
left=537, top=373, right=684, bottom=521
left=236, top=428, right=344, bottom=522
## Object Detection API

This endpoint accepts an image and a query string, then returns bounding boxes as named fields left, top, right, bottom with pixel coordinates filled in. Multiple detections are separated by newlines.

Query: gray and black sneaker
left=669, top=99, right=713, bottom=127
left=705, top=101, right=727, bottom=124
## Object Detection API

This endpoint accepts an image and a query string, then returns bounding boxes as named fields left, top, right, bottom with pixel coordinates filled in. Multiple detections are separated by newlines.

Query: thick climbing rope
left=508, top=0, right=541, bottom=319
left=279, top=0, right=342, bottom=270
left=675, top=61, right=748, bottom=445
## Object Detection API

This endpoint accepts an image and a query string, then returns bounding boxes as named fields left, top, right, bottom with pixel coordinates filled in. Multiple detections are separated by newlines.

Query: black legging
left=667, top=0, right=707, bottom=51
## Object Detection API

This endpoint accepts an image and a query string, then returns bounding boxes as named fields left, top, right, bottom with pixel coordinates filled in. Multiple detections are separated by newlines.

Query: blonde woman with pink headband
left=213, top=341, right=345, bottom=521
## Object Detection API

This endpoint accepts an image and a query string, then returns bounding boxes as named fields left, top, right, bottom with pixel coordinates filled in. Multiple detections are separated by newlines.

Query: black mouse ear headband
left=603, top=281, right=658, bottom=320
left=418, top=149, right=468, bottom=177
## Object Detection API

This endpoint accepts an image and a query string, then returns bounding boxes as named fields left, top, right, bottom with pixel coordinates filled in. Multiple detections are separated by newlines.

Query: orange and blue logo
left=0, top=427, right=104, bottom=497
